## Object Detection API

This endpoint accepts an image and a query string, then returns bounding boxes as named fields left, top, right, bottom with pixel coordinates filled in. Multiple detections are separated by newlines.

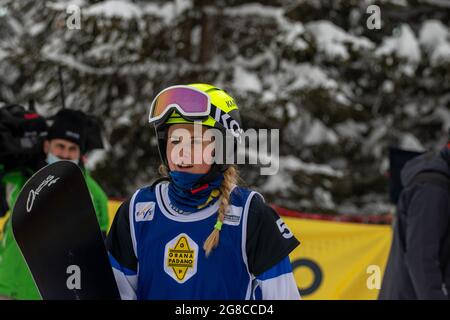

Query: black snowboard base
left=12, top=161, right=120, bottom=300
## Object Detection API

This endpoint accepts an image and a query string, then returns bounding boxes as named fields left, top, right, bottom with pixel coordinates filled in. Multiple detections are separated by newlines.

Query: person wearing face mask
left=0, top=109, right=109, bottom=300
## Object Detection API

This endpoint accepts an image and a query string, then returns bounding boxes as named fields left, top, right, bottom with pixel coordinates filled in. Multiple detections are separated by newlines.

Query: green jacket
left=0, top=167, right=109, bottom=300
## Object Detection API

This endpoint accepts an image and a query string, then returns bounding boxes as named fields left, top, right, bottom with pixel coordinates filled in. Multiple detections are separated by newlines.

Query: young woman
left=106, top=84, right=300, bottom=300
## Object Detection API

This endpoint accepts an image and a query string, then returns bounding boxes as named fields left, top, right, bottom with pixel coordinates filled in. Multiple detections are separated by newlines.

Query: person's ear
left=43, top=140, right=50, bottom=154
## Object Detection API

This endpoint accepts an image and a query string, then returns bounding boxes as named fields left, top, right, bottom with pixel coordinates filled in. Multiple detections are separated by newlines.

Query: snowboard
left=11, top=160, right=120, bottom=300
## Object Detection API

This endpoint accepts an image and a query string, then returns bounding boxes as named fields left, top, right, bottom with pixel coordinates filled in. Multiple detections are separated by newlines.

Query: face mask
left=46, top=152, right=79, bottom=166
left=167, top=171, right=223, bottom=214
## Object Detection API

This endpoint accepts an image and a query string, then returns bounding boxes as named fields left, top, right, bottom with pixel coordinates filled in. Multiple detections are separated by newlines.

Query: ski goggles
left=148, top=85, right=211, bottom=125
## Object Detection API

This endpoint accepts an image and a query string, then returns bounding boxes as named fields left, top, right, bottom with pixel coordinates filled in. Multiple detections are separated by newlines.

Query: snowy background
left=1, top=0, right=449, bottom=215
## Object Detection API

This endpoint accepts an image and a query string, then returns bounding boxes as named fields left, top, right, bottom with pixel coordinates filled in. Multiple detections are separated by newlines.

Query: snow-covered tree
left=1, top=0, right=449, bottom=214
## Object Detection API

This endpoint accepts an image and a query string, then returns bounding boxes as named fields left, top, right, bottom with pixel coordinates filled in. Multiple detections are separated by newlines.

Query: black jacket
left=379, top=147, right=450, bottom=299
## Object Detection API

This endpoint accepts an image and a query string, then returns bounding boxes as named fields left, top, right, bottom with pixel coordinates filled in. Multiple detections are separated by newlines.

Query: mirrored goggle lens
left=150, top=87, right=209, bottom=122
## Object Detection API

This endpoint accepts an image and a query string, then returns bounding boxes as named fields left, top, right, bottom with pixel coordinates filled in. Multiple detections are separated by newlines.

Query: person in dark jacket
left=379, top=144, right=450, bottom=300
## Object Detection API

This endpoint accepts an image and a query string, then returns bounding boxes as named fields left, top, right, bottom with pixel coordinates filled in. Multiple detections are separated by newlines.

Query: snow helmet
left=149, top=83, right=242, bottom=178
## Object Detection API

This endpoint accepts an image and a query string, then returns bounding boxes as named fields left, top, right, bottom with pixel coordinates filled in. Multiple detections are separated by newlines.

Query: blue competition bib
left=129, top=182, right=260, bottom=300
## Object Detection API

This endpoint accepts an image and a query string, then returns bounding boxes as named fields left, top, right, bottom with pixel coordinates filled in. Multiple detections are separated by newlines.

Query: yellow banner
left=285, top=217, right=392, bottom=300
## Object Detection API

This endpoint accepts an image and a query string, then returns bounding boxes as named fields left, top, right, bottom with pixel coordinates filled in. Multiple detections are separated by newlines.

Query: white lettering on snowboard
left=66, top=265, right=81, bottom=290
left=26, top=175, right=60, bottom=213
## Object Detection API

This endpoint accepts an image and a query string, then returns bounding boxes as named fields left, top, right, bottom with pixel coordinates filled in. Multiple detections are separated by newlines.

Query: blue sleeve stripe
left=108, top=252, right=137, bottom=276
left=256, top=256, right=293, bottom=281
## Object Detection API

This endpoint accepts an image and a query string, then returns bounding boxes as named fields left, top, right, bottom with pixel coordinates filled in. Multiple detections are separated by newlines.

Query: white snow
left=304, top=119, right=339, bottom=146
left=380, top=0, right=408, bottom=6
left=400, top=133, right=425, bottom=152
left=225, top=3, right=283, bottom=20
left=362, top=121, right=389, bottom=157
left=261, top=172, right=293, bottom=193
left=85, top=43, right=117, bottom=60
left=282, top=23, right=308, bottom=51
left=375, top=24, right=421, bottom=64
left=382, top=80, right=394, bottom=93
left=360, top=199, right=395, bottom=215
left=261, top=90, right=276, bottom=103
left=85, top=149, right=107, bottom=170
left=42, top=47, right=114, bottom=75
left=335, top=120, right=367, bottom=139
left=419, top=20, right=449, bottom=51
left=0, top=48, right=8, bottom=60
left=278, top=155, right=343, bottom=177
left=224, top=3, right=290, bottom=28
left=305, top=20, right=374, bottom=60
left=5, top=15, right=24, bottom=35
left=0, top=6, right=9, bottom=17
left=260, top=156, right=343, bottom=194
left=46, top=0, right=86, bottom=11
left=28, top=22, right=46, bottom=36
left=431, top=41, right=450, bottom=66
left=235, top=51, right=277, bottom=70
left=174, top=0, right=193, bottom=15
left=233, top=65, right=262, bottom=93
left=419, top=20, right=450, bottom=66
left=85, top=0, right=141, bottom=20
left=422, top=0, right=450, bottom=8
left=142, top=2, right=178, bottom=24
left=314, top=187, right=335, bottom=210
left=403, top=103, right=418, bottom=117
left=191, top=25, right=201, bottom=48
left=285, top=63, right=337, bottom=91
left=286, top=102, right=298, bottom=118
left=434, top=106, right=450, bottom=131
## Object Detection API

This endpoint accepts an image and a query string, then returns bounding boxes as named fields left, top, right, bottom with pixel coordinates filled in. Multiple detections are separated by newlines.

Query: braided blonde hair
left=203, top=165, right=238, bottom=257
left=159, top=164, right=239, bottom=257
